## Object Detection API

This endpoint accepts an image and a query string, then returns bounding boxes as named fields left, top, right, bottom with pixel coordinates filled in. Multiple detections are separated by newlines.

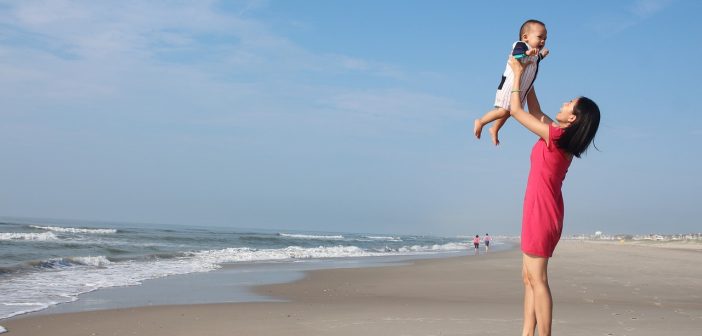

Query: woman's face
left=556, top=98, right=579, bottom=124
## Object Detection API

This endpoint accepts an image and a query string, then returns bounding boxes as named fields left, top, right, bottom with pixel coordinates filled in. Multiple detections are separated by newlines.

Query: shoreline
left=0, top=221, right=486, bottom=321
left=3, top=240, right=701, bottom=335
left=3, top=245, right=511, bottom=320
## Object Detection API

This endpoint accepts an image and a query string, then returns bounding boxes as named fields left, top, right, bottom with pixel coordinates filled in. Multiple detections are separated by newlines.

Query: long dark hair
left=556, top=97, right=600, bottom=158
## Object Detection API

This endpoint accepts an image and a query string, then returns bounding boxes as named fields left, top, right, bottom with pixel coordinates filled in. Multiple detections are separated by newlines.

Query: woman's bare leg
left=523, top=253, right=552, bottom=336
left=522, top=260, right=536, bottom=336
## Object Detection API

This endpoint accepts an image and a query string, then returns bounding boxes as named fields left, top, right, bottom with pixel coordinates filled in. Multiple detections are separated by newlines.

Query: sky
left=0, top=0, right=700, bottom=236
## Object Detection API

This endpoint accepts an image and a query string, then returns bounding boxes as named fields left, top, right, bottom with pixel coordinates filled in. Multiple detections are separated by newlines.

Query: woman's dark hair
left=556, top=96, right=600, bottom=158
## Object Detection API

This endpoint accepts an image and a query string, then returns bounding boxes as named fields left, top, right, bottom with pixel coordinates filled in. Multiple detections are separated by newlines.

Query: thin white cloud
left=315, top=88, right=465, bottom=135
left=586, top=0, right=673, bottom=37
left=0, top=0, right=458, bottom=141
left=1, top=1, right=411, bottom=82
left=599, top=124, right=651, bottom=141
left=4, top=1, right=253, bottom=59
left=631, top=0, right=673, bottom=17
left=338, top=55, right=370, bottom=71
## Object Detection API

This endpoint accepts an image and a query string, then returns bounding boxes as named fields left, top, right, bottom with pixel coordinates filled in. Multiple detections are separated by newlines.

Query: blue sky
left=0, top=0, right=699, bottom=236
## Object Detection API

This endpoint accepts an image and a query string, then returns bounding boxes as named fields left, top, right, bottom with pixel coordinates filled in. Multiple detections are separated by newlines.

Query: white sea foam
left=192, top=245, right=380, bottom=264
left=193, top=242, right=470, bottom=265
left=0, top=232, right=58, bottom=241
left=0, top=325, right=6, bottom=333
left=278, top=233, right=344, bottom=240
left=0, top=256, right=215, bottom=319
left=363, top=236, right=402, bottom=242
left=71, top=256, right=111, bottom=267
left=0, top=242, right=469, bottom=319
left=397, top=242, right=469, bottom=253
left=30, top=225, right=117, bottom=234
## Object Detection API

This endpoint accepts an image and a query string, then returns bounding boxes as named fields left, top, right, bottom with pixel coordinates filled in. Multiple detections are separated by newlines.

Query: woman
left=507, top=56, right=600, bottom=336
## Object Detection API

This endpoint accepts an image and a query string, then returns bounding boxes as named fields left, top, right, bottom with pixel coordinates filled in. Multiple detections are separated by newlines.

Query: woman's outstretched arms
left=526, top=89, right=554, bottom=125
left=508, top=57, right=549, bottom=141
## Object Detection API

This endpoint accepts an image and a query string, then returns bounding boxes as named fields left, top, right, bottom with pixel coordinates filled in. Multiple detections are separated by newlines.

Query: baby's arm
left=525, top=47, right=548, bottom=57
left=524, top=48, right=548, bottom=59
left=539, top=47, right=549, bottom=59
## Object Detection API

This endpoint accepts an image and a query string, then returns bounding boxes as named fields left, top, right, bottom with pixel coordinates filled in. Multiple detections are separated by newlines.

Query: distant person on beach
left=506, top=56, right=600, bottom=336
left=483, top=233, right=491, bottom=252
left=474, top=19, right=549, bottom=145
left=473, top=235, right=480, bottom=255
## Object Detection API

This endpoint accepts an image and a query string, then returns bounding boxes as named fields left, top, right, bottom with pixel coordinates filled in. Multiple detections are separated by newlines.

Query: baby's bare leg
left=474, top=107, right=509, bottom=139
left=489, top=115, right=509, bottom=146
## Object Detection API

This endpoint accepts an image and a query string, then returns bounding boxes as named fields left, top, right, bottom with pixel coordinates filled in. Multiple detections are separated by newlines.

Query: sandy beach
left=3, top=240, right=701, bottom=335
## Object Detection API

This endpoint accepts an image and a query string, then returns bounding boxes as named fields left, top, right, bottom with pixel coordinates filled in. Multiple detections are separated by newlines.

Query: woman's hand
left=507, top=56, right=527, bottom=75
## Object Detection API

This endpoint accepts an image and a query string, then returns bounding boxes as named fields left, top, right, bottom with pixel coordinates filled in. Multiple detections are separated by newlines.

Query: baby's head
left=519, top=19, right=547, bottom=50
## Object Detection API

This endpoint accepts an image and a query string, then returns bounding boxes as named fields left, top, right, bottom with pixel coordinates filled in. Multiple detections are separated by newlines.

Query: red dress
left=521, top=124, right=571, bottom=258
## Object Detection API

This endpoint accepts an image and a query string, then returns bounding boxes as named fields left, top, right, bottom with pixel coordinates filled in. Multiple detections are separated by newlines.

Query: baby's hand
left=508, top=56, right=527, bottom=73
left=540, top=47, right=549, bottom=58
left=526, top=48, right=539, bottom=56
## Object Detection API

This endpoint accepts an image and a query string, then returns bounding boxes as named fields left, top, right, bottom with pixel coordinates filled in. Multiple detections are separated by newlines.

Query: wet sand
left=3, top=240, right=701, bottom=335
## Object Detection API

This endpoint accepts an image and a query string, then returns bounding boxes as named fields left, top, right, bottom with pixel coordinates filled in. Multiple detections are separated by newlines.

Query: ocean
left=0, top=218, right=502, bottom=320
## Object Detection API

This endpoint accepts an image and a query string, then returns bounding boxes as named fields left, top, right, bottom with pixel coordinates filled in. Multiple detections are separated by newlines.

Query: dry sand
left=2, top=240, right=701, bottom=335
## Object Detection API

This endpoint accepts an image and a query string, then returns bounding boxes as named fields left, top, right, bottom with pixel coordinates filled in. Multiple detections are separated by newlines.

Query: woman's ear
left=568, top=114, right=577, bottom=123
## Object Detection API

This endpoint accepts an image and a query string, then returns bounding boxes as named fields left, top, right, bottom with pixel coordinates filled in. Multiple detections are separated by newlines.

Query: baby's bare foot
left=489, top=126, right=500, bottom=146
left=473, top=119, right=483, bottom=139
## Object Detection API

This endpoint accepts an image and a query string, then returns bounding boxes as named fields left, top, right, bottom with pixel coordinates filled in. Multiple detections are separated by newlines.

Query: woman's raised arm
left=526, top=88, right=554, bottom=125
left=508, top=57, right=549, bottom=140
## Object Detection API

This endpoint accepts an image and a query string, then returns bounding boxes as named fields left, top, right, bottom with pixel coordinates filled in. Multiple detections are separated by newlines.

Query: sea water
left=0, top=217, right=503, bottom=319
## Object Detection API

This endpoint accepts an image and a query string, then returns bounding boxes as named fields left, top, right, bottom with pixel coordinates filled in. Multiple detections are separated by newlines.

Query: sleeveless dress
left=521, top=124, right=571, bottom=258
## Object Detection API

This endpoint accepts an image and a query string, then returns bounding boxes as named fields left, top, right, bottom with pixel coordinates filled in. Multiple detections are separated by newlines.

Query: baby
left=474, top=19, right=549, bottom=145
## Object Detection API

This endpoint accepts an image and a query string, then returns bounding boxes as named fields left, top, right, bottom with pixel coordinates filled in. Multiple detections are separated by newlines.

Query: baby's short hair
left=519, top=19, right=546, bottom=40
